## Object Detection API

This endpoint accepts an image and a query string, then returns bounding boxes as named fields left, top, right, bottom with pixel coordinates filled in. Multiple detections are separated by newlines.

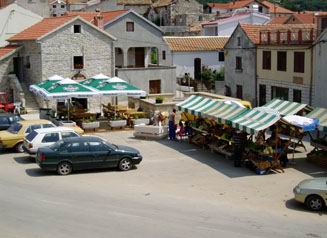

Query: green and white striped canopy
left=230, top=109, right=281, bottom=134
left=307, top=107, right=327, bottom=132
left=177, top=95, right=247, bottom=125
left=81, top=76, right=146, bottom=97
left=263, top=99, right=308, bottom=116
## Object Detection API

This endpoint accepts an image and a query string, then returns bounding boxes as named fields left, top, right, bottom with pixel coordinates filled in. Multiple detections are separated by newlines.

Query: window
left=199, top=16, right=203, bottom=21
left=236, top=85, right=243, bottom=99
left=61, top=4, right=65, bottom=8
left=235, top=56, right=242, bottom=70
left=277, top=51, right=287, bottom=71
left=218, top=52, right=224, bottom=62
left=89, top=141, right=109, bottom=152
left=294, top=52, right=305, bottom=73
left=271, top=86, right=289, bottom=100
left=126, top=22, right=134, bottom=32
left=0, top=117, right=9, bottom=124
left=43, top=124, right=55, bottom=129
left=259, top=84, right=266, bottom=106
left=162, top=50, right=166, bottom=60
left=293, top=89, right=302, bottom=103
left=74, top=25, right=81, bottom=33
left=73, top=56, right=84, bottom=69
left=237, top=37, right=241, bottom=46
left=25, top=56, right=31, bottom=69
left=53, top=14, right=57, bottom=17
left=258, top=6, right=263, bottom=13
left=62, top=132, right=79, bottom=139
left=53, top=4, right=56, bottom=8
left=262, top=51, right=271, bottom=70
left=68, top=142, right=88, bottom=153
left=322, top=18, right=327, bottom=32
left=25, top=125, right=41, bottom=134
left=26, top=131, right=38, bottom=142
left=42, top=133, right=60, bottom=143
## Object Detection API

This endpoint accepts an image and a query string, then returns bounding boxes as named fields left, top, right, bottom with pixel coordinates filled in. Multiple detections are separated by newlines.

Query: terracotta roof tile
left=269, top=15, right=290, bottom=24
left=240, top=23, right=316, bottom=44
left=0, top=45, right=19, bottom=60
left=164, top=36, right=229, bottom=52
left=290, top=13, right=315, bottom=24
left=261, top=1, right=293, bottom=14
left=9, top=16, right=75, bottom=41
left=117, top=0, right=152, bottom=5
left=66, top=10, right=128, bottom=23
left=207, top=0, right=255, bottom=10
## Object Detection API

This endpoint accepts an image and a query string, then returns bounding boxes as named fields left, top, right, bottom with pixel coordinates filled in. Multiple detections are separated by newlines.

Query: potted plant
left=132, top=113, right=150, bottom=126
left=109, top=115, right=127, bottom=129
left=81, top=116, right=100, bottom=130
left=155, top=96, right=164, bottom=104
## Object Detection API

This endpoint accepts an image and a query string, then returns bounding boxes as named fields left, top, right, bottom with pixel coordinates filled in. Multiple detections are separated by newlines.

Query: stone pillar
left=145, top=47, right=151, bottom=68
left=123, top=48, right=129, bottom=68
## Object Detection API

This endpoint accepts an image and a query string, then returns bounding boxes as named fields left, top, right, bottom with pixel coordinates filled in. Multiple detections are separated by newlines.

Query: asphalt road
left=0, top=131, right=326, bottom=238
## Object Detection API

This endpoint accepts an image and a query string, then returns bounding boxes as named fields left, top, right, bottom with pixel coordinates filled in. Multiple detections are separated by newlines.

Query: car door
left=66, top=142, right=92, bottom=170
left=40, top=132, right=60, bottom=149
left=88, top=141, right=111, bottom=168
left=103, top=143, right=120, bottom=168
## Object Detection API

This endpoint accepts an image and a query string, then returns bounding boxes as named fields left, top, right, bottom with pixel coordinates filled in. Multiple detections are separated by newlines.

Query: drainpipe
left=254, top=45, right=258, bottom=107
left=309, top=44, right=314, bottom=105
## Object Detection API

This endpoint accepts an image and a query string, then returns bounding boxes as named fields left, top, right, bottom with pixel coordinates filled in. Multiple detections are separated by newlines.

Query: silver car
left=293, top=177, right=327, bottom=211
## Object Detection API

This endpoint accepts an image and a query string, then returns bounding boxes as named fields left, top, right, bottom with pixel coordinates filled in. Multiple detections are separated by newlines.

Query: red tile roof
left=9, top=16, right=76, bottom=41
left=240, top=23, right=316, bottom=44
left=269, top=16, right=290, bottom=24
left=208, top=0, right=255, bottom=10
left=261, top=1, right=293, bottom=14
left=290, top=13, right=315, bottom=24
left=66, top=10, right=128, bottom=24
left=8, top=10, right=127, bottom=41
left=164, top=36, right=229, bottom=52
left=0, top=45, right=19, bottom=59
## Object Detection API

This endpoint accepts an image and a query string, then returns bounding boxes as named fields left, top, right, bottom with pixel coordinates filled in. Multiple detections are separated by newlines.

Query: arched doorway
left=194, top=58, right=201, bottom=80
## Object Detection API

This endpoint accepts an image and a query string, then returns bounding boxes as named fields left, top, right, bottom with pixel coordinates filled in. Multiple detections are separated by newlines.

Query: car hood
left=0, top=130, right=21, bottom=141
left=115, top=145, right=139, bottom=154
left=297, top=178, right=327, bottom=190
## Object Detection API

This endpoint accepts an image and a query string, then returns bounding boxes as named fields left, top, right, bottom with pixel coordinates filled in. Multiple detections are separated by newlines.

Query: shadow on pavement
left=291, top=157, right=327, bottom=177
left=14, top=155, right=35, bottom=164
left=285, top=198, right=327, bottom=215
left=25, top=168, right=56, bottom=177
left=157, top=139, right=256, bottom=179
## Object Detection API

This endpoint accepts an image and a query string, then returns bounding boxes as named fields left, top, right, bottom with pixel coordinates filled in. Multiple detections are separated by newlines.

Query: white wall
left=172, top=51, right=224, bottom=78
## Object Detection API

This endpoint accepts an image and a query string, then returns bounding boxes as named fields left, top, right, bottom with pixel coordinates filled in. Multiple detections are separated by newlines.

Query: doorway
left=259, top=84, right=266, bottom=106
left=13, top=57, right=23, bottom=80
left=149, top=80, right=161, bottom=94
left=194, top=58, right=201, bottom=80
left=135, top=48, right=145, bottom=67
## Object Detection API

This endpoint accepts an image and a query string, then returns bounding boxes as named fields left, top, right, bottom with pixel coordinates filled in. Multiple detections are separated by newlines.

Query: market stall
left=262, top=98, right=311, bottom=116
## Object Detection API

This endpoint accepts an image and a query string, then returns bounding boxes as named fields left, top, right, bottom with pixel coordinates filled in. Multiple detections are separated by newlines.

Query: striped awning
left=203, top=102, right=248, bottom=125
left=307, top=107, right=327, bottom=132
left=263, top=99, right=308, bottom=116
left=230, top=109, right=281, bottom=134
left=177, top=95, right=247, bottom=124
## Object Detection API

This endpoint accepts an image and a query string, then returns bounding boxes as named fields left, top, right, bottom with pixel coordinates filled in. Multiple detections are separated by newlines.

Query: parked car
left=36, top=136, right=142, bottom=175
left=23, top=127, right=81, bottom=155
left=293, top=178, right=327, bottom=211
left=0, top=119, right=55, bottom=152
left=0, top=113, right=22, bottom=130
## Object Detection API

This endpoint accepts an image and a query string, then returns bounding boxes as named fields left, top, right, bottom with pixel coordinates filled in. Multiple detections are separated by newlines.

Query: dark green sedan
left=36, top=136, right=142, bottom=175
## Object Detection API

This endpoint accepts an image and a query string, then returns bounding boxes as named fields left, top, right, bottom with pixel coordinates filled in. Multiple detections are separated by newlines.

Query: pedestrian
left=168, top=108, right=177, bottom=140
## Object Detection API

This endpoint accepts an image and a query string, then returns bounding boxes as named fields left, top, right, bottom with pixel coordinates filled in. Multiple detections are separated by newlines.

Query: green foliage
left=151, top=48, right=158, bottom=65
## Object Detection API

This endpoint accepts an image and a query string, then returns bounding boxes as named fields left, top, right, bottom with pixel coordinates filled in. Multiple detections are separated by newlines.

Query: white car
left=23, top=127, right=80, bottom=155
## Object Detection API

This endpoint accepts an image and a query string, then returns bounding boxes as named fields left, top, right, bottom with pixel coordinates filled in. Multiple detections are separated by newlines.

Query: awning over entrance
left=262, top=99, right=308, bottom=116
left=230, top=109, right=281, bottom=134
left=307, top=107, right=327, bottom=132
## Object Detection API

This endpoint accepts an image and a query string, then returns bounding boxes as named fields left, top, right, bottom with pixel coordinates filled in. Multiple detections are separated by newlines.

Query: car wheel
left=15, top=142, right=24, bottom=153
left=306, top=195, right=325, bottom=211
left=57, top=162, right=72, bottom=176
left=119, top=158, right=132, bottom=171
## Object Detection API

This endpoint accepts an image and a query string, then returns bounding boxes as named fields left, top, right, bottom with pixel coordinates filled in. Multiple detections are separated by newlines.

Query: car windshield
left=7, top=123, right=22, bottom=134
left=26, top=130, right=38, bottom=142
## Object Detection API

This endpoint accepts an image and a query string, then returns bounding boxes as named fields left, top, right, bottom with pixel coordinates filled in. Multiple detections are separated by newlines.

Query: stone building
left=116, top=0, right=152, bottom=15
left=68, top=9, right=176, bottom=94
left=8, top=15, right=116, bottom=85
left=0, top=0, right=50, bottom=17
left=225, top=23, right=317, bottom=106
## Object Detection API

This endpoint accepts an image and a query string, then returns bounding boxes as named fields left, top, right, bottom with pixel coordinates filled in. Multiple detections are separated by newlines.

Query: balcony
left=259, top=28, right=317, bottom=45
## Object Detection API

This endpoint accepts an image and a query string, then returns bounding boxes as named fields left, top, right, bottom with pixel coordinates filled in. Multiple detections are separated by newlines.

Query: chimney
left=94, top=12, right=104, bottom=30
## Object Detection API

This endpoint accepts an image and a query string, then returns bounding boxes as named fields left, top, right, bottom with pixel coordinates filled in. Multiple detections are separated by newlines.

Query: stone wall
left=224, top=26, right=257, bottom=106
left=116, top=66, right=176, bottom=94
left=0, top=56, right=13, bottom=98
left=16, top=0, right=50, bottom=17
left=40, top=19, right=114, bottom=82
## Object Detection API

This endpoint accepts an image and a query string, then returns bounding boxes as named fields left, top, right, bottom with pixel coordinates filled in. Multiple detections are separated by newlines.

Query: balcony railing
left=259, top=29, right=317, bottom=45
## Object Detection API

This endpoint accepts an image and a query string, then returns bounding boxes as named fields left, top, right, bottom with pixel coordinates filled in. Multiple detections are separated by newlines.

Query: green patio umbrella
left=29, top=75, right=64, bottom=95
